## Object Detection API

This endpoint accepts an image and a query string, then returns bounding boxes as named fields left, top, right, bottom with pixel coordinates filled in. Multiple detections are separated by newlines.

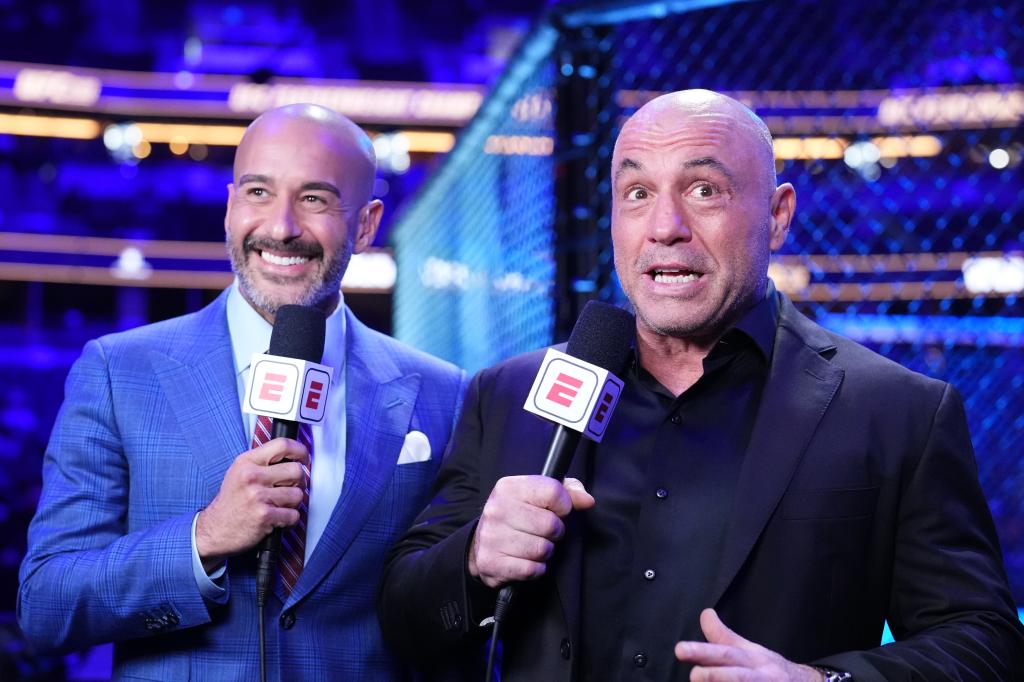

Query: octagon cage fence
left=391, top=0, right=1024, bottom=605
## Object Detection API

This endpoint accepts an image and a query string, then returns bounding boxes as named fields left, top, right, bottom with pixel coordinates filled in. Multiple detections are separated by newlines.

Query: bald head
left=235, top=104, right=378, bottom=206
left=224, top=103, right=386, bottom=321
left=615, top=89, right=777, bottom=198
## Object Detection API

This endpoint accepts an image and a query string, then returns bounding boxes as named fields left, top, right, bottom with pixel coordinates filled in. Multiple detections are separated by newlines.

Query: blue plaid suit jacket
left=19, top=290, right=467, bottom=681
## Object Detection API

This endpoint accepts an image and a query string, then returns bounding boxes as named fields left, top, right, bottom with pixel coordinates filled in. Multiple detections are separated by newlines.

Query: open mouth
left=259, top=250, right=310, bottom=266
left=650, top=268, right=701, bottom=284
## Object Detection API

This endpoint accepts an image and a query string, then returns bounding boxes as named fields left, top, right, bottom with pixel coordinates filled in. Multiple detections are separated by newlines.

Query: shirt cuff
left=191, top=512, right=229, bottom=604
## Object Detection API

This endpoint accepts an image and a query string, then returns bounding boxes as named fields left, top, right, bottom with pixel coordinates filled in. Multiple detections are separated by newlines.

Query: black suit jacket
left=380, top=293, right=1024, bottom=681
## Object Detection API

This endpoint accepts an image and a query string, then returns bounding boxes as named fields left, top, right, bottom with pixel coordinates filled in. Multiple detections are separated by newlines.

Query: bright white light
left=14, top=68, right=101, bottom=107
left=390, top=133, right=410, bottom=155
left=341, top=251, right=396, bottom=291
left=989, top=148, right=1010, bottom=169
left=861, top=142, right=881, bottom=163
left=492, top=272, right=543, bottom=293
left=844, top=141, right=880, bottom=168
left=861, top=164, right=881, bottom=182
left=110, top=247, right=152, bottom=280
left=962, top=256, right=1024, bottom=294
left=373, top=135, right=392, bottom=157
left=103, top=125, right=123, bottom=150
left=420, top=257, right=471, bottom=290
left=390, top=152, right=411, bottom=174
left=122, top=124, right=142, bottom=146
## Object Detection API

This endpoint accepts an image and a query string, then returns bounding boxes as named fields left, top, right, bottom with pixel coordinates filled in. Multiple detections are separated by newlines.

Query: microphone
left=248, top=305, right=327, bottom=607
left=488, top=300, right=634, bottom=672
left=523, top=300, right=635, bottom=477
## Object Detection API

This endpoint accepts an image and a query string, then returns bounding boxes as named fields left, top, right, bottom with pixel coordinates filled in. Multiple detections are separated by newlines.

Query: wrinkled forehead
left=611, top=93, right=775, bottom=191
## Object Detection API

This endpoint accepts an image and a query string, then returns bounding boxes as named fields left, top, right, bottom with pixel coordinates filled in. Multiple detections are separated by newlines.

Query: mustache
left=243, top=235, right=324, bottom=259
left=632, top=250, right=710, bottom=274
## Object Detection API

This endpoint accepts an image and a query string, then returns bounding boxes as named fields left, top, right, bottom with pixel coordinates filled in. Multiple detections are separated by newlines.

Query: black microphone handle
left=539, top=425, right=582, bottom=480
left=255, top=418, right=301, bottom=606
left=272, top=418, right=299, bottom=441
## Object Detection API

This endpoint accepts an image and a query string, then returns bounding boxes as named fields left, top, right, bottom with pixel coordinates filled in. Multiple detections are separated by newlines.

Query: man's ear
left=353, top=199, right=384, bottom=253
left=768, top=183, right=795, bottom=252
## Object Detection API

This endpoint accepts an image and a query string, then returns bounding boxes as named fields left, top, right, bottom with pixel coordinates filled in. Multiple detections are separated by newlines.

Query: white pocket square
left=397, top=430, right=431, bottom=464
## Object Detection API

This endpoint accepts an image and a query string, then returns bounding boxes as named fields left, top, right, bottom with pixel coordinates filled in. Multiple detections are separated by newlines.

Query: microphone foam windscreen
left=565, top=300, right=634, bottom=373
left=268, top=305, right=327, bottom=362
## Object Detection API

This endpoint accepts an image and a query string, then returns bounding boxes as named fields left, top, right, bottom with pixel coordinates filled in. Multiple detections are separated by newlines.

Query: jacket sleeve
left=817, top=384, right=1024, bottom=680
left=379, top=368, right=499, bottom=664
left=18, top=339, right=214, bottom=653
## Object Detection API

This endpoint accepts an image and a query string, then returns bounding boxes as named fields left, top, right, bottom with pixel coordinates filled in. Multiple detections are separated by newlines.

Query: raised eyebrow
left=613, top=157, right=643, bottom=182
left=238, top=173, right=271, bottom=186
left=683, top=157, right=737, bottom=184
left=299, top=181, right=341, bottom=198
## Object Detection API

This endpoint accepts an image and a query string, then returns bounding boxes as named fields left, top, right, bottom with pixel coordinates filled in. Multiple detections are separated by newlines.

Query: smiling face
left=611, top=90, right=794, bottom=346
left=224, top=105, right=383, bottom=321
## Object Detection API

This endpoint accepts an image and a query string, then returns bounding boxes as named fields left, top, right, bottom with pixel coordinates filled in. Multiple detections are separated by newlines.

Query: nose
left=648, top=194, right=692, bottom=244
left=268, top=199, right=301, bottom=241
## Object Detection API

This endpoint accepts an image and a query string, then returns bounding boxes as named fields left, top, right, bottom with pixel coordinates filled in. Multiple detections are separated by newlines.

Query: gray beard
left=227, top=239, right=349, bottom=317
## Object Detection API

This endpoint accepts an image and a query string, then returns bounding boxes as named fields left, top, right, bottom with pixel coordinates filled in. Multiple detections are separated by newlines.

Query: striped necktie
left=251, top=414, right=313, bottom=595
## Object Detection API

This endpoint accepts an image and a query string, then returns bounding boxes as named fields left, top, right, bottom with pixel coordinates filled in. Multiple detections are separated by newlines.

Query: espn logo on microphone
left=524, top=348, right=624, bottom=442
left=243, top=353, right=334, bottom=424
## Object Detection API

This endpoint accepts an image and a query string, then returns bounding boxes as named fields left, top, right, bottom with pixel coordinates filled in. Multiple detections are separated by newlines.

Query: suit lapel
left=152, top=293, right=247, bottom=501
left=287, top=312, right=420, bottom=606
left=710, top=300, right=844, bottom=605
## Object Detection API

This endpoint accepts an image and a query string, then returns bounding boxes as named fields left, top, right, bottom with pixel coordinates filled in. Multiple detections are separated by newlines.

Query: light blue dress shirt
left=190, top=282, right=348, bottom=600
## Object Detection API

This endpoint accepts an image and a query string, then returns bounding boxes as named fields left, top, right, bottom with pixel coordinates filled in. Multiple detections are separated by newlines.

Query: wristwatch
left=810, top=666, right=853, bottom=681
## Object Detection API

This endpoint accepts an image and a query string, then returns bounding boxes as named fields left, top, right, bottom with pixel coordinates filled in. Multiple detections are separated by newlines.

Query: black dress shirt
left=579, top=290, right=780, bottom=682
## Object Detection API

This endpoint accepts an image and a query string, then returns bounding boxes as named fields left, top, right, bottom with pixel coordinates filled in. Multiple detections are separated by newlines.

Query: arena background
left=0, top=0, right=1020, bottom=678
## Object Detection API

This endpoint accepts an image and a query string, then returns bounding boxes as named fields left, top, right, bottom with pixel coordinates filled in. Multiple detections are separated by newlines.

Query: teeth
left=653, top=270, right=699, bottom=283
left=260, top=251, right=309, bottom=266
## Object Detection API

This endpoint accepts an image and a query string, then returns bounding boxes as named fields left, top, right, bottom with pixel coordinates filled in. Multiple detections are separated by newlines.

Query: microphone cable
left=485, top=586, right=514, bottom=682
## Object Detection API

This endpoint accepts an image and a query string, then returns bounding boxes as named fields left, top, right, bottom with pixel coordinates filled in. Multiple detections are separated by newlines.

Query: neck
left=242, top=290, right=341, bottom=326
left=635, top=325, right=719, bottom=397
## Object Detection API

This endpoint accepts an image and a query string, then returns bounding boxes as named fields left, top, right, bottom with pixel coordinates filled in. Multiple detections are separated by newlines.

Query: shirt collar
left=724, top=279, right=780, bottom=362
left=628, top=278, right=781, bottom=380
left=226, top=280, right=346, bottom=376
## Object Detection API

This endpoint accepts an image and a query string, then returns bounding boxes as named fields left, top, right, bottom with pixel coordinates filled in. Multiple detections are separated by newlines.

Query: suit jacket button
left=633, top=652, right=648, bottom=667
left=280, top=612, right=296, bottom=630
left=560, top=638, right=571, bottom=660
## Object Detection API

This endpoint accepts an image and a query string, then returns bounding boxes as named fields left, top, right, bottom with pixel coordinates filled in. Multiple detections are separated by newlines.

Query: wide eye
left=625, top=186, right=649, bottom=201
left=688, top=182, right=719, bottom=199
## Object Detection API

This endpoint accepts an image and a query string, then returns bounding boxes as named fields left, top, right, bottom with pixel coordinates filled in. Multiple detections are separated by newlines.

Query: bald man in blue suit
left=19, top=104, right=466, bottom=681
